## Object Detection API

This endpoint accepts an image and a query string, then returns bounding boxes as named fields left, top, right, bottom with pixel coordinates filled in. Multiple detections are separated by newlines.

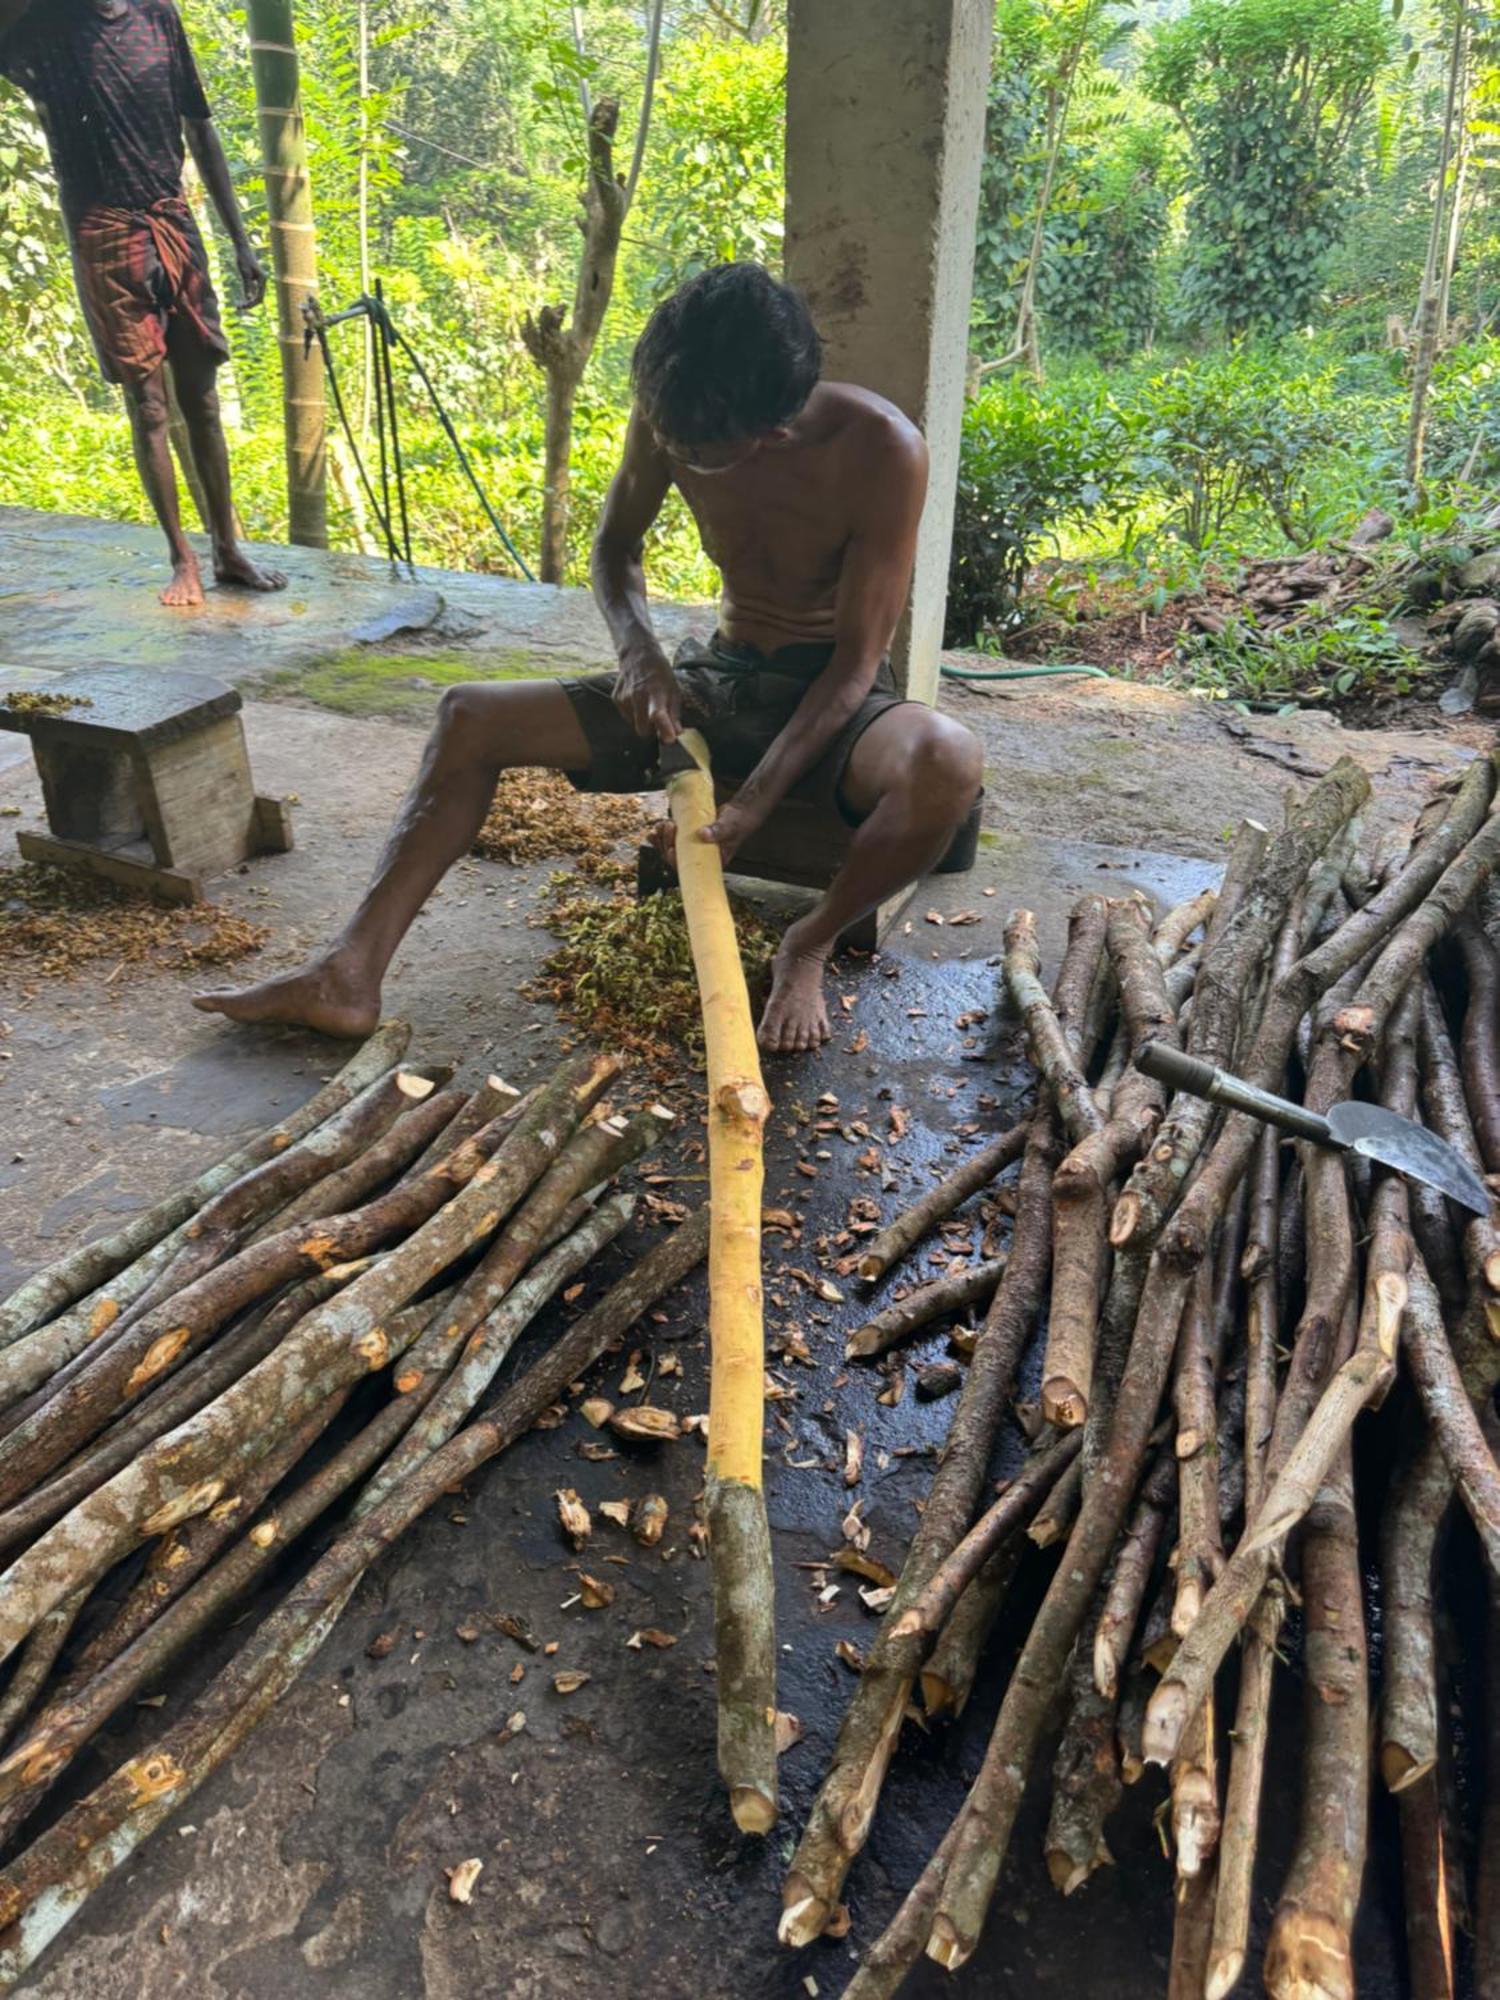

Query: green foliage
left=0, top=87, right=87, bottom=394
left=1173, top=604, right=1437, bottom=708
left=1128, top=345, right=1344, bottom=548
left=638, top=30, right=784, bottom=286
left=946, top=375, right=1134, bottom=645
left=1145, top=0, right=1395, bottom=334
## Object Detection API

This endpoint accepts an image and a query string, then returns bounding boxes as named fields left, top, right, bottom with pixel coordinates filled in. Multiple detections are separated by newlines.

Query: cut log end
left=778, top=1880, right=832, bottom=1949
left=920, top=1669, right=957, bottom=1720
left=1041, top=1377, right=1088, bottom=1430
left=730, top=1782, right=777, bottom=1836
left=1263, top=1907, right=1356, bottom=2000
left=1143, top=1679, right=1188, bottom=1767
left=925, top=1916, right=967, bottom=1971
left=1109, top=1195, right=1144, bottom=1248
left=1379, top=1739, right=1435, bottom=1794
left=1206, top=1950, right=1245, bottom=2000
left=395, top=1071, right=437, bottom=1101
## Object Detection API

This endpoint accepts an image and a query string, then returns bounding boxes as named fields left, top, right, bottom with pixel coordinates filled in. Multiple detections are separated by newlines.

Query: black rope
left=303, top=286, right=536, bottom=583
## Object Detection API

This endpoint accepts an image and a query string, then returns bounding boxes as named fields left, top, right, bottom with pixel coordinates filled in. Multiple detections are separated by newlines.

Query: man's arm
left=591, top=409, right=681, bottom=742
left=702, top=420, right=928, bottom=854
left=184, top=117, right=266, bottom=308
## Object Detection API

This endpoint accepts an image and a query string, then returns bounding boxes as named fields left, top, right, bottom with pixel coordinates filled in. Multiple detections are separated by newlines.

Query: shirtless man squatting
left=198, top=262, right=985, bottom=1054
left=0, top=0, right=284, bottom=608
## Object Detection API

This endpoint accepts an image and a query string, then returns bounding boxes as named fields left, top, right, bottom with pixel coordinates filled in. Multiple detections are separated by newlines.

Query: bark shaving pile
left=0, top=1026, right=706, bottom=1989
left=782, top=748, right=1500, bottom=2000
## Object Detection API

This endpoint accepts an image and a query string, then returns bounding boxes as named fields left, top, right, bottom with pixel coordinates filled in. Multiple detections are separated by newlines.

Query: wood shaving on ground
left=471, top=768, right=649, bottom=881
left=531, top=882, right=778, bottom=1074
left=0, top=864, right=270, bottom=984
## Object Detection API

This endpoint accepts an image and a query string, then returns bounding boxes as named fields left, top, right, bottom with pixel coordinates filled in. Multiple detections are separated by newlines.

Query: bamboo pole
left=246, top=0, right=327, bottom=547
left=666, top=729, right=775, bottom=1835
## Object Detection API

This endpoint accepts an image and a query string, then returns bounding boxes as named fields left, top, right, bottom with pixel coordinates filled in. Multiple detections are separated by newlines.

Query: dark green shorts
left=559, top=633, right=912, bottom=824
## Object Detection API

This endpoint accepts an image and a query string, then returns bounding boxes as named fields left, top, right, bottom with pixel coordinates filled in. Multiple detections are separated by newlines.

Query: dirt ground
left=0, top=509, right=1488, bottom=1999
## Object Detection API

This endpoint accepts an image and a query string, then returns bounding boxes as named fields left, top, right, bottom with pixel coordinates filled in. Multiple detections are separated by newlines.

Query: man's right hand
left=613, top=646, right=682, bottom=743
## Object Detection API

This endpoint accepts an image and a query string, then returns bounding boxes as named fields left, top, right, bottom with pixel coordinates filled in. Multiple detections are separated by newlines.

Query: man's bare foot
left=160, top=553, right=205, bottom=609
left=758, top=944, right=832, bottom=1054
left=213, top=546, right=288, bottom=592
left=193, top=953, right=380, bottom=1038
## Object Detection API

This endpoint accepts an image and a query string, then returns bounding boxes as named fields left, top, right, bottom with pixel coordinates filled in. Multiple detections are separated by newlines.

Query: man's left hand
left=696, top=797, right=764, bottom=868
left=235, top=244, right=268, bottom=310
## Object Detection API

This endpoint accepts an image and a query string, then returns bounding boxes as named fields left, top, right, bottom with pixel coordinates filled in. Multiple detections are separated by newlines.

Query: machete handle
left=1134, top=1041, right=1334, bottom=1147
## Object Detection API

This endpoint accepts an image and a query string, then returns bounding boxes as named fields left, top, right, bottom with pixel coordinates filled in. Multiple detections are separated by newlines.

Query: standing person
left=195, top=263, right=984, bottom=1054
left=0, top=0, right=287, bottom=607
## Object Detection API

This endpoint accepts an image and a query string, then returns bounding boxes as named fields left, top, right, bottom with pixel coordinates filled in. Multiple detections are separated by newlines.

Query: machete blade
left=1327, top=1101, right=1493, bottom=1217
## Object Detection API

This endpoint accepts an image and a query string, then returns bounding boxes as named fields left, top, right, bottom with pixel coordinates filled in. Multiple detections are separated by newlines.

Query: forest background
left=0, top=0, right=1496, bottom=711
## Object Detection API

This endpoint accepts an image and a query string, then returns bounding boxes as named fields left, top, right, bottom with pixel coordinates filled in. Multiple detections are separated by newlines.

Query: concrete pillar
left=785, top=0, right=993, bottom=703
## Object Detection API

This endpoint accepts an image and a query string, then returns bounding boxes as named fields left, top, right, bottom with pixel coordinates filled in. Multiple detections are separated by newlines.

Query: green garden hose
left=939, top=660, right=1112, bottom=682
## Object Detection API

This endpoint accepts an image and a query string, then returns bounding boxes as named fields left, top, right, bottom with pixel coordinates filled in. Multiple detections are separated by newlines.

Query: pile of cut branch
left=0, top=1024, right=706, bottom=1988
left=786, top=748, right=1500, bottom=1999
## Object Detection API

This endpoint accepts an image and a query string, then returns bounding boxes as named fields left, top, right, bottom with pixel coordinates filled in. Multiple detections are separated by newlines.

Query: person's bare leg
left=194, top=681, right=592, bottom=1034
left=122, top=362, right=203, bottom=607
left=168, top=333, right=286, bottom=593
left=757, top=708, right=984, bottom=1055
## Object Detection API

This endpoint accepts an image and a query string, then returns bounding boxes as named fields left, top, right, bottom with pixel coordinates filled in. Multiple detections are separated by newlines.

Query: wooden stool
left=0, top=666, right=291, bottom=905
left=638, top=782, right=983, bottom=951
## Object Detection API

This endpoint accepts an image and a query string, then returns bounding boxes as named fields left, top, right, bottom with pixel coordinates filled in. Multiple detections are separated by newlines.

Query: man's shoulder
left=819, top=382, right=927, bottom=476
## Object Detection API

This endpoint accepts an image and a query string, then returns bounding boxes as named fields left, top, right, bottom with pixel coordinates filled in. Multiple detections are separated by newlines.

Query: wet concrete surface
left=0, top=509, right=1477, bottom=1995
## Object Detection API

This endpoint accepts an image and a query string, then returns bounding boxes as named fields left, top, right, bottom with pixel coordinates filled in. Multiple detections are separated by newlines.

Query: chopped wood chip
left=657, top=1350, right=683, bottom=1378
left=366, top=1630, right=397, bottom=1661
left=790, top=1267, right=844, bottom=1304
left=627, top=1628, right=678, bottom=1650
left=834, top=1549, right=898, bottom=1588
left=948, top=910, right=981, bottom=926
left=763, top=1207, right=798, bottom=1230
left=924, top=909, right=945, bottom=925
left=631, top=1493, right=669, bottom=1546
left=455, top=1620, right=482, bottom=1644
left=500, top=1710, right=526, bottom=1739
left=859, top=1584, right=896, bottom=1614
left=552, top=1670, right=591, bottom=1695
left=578, top=1443, right=616, bottom=1461
left=916, top=1360, right=964, bottom=1401
left=609, top=1405, right=682, bottom=1444
left=795, top=1161, right=818, bottom=1179
left=775, top=1711, right=805, bottom=1755
left=843, top=1430, right=864, bottom=1488
left=598, top=1498, right=632, bottom=1529
left=555, top=1487, right=591, bottom=1551
left=888, top=1106, right=910, bottom=1140
left=579, top=1397, right=614, bottom=1429
left=494, top=1613, right=538, bottom=1651
left=876, top=1372, right=906, bottom=1408
left=835, top=1640, right=864, bottom=1673
left=578, top=1573, right=615, bottom=1610
left=618, top=1352, right=648, bottom=1395
left=446, top=1858, right=483, bottom=1904
left=509, top=1663, right=525, bottom=1684
left=841, top=1499, right=870, bottom=1552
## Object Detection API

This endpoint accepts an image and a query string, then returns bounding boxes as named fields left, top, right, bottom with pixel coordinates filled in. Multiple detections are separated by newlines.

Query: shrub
left=1125, top=346, right=1342, bottom=550
left=946, top=376, right=1134, bottom=645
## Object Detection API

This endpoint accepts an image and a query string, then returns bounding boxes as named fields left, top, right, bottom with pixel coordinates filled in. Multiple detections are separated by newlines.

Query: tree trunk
left=1407, top=5, right=1468, bottom=497
left=522, top=0, right=662, bottom=583
left=246, top=0, right=328, bottom=548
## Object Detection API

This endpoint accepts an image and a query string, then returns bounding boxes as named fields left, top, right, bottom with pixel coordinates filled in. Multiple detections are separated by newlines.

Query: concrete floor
left=0, top=510, right=1487, bottom=1998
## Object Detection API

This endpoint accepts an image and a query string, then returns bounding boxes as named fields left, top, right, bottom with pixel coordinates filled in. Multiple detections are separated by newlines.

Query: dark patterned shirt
left=0, top=0, right=212, bottom=229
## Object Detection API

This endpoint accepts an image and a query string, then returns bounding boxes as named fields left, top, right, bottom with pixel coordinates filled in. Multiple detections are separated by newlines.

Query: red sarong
left=70, top=195, right=229, bottom=387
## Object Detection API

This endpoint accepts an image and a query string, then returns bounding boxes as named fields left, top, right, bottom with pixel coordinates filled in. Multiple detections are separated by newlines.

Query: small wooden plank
left=139, top=715, right=257, bottom=875
left=15, top=830, right=204, bottom=906
left=252, top=794, right=295, bottom=856
left=0, top=665, right=240, bottom=749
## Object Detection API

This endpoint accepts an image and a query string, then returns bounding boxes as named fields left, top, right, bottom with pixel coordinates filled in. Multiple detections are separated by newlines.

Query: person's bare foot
left=758, top=943, right=832, bottom=1054
left=193, top=952, right=380, bottom=1037
left=213, top=545, right=288, bottom=592
left=160, top=552, right=206, bottom=609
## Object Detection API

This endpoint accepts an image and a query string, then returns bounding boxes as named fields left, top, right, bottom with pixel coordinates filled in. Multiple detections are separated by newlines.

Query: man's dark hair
left=632, top=263, right=823, bottom=447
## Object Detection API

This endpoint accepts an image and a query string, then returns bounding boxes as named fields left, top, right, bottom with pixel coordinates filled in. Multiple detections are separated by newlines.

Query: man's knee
left=908, top=716, right=984, bottom=817
left=436, top=683, right=492, bottom=740
left=125, top=377, right=170, bottom=439
left=176, top=376, right=221, bottom=428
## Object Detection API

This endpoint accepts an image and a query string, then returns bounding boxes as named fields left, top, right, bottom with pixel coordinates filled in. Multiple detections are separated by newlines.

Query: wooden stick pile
left=783, top=748, right=1500, bottom=2000
left=0, top=1025, right=707, bottom=1989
